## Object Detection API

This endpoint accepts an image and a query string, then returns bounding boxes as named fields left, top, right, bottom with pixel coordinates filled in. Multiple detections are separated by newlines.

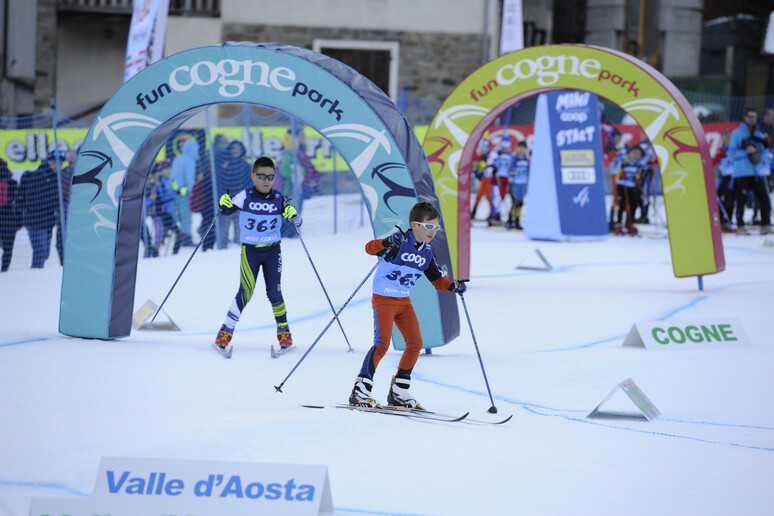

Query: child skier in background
left=613, top=145, right=646, bottom=235
left=146, top=159, right=183, bottom=255
left=507, top=140, right=530, bottom=229
left=492, top=136, right=513, bottom=224
left=349, top=201, right=468, bottom=409
left=213, top=156, right=302, bottom=359
left=471, top=150, right=497, bottom=223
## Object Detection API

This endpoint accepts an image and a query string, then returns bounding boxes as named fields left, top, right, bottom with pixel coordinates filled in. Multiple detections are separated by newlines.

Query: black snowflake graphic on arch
left=370, top=162, right=415, bottom=215
left=71, top=150, right=112, bottom=202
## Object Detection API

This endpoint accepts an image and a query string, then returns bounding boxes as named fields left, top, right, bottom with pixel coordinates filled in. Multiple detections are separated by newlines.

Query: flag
left=499, top=0, right=524, bottom=54
left=124, top=0, right=170, bottom=82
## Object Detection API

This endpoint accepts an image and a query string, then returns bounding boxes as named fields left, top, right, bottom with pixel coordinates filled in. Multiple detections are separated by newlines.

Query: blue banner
left=524, top=91, right=607, bottom=240
left=547, top=90, right=608, bottom=237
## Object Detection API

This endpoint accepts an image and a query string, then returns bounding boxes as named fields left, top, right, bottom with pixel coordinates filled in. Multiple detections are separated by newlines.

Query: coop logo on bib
left=401, top=253, right=426, bottom=267
left=249, top=201, right=278, bottom=212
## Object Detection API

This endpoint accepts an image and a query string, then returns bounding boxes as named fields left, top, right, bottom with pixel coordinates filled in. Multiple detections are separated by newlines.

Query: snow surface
left=1, top=194, right=773, bottom=516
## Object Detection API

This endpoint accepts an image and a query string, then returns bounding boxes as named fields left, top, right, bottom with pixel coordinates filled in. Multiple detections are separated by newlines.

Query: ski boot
left=277, top=327, right=293, bottom=350
left=626, top=224, right=639, bottom=236
left=513, top=217, right=523, bottom=230
left=172, top=232, right=183, bottom=255
left=349, top=376, right=378, bottom=408
left=387, top=375, right=424, bottom=410
left=212, top=324, right=233, bottom=359
left=760, top=225, right=772, bottom=236
left=614, top=223, right=624, bottom=235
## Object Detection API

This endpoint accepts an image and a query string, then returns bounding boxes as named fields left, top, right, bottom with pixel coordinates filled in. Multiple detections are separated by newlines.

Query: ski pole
left=275, top=262, right=378, bottom=393
left=717, top=195, right=734, bottom=228
left=459, top=288, right=498, bottom=414
left=151, top=211, right=219, bottom=323
left=294, top=225, right=354, bottom=352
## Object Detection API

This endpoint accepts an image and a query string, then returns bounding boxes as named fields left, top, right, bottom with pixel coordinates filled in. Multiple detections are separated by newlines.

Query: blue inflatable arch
left=60, top=42, right=459, bottom=345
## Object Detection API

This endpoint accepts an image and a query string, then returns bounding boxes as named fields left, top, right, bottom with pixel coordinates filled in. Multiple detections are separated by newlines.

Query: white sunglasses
left=413, top=221, right=442, bottom=231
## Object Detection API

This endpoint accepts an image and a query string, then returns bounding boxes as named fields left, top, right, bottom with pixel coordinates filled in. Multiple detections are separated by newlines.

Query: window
left=313, top=39, right=399, bottom=101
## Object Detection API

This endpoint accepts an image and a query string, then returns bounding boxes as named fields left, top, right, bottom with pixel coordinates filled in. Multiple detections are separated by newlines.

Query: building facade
left=1, top=0, right=717, bottom=122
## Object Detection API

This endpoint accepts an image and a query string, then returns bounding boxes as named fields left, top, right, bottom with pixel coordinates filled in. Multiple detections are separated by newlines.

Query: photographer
left=728, top=107, right=771, bottom=235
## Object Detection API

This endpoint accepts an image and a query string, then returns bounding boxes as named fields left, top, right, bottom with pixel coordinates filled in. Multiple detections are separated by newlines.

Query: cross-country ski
left=301, top=403, right=470, bottom=423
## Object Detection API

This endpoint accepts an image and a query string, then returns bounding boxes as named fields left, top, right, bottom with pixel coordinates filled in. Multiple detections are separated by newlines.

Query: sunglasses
left=413, top=221, right=442, bottom=231
left=253, top=173, right=275, bottom=180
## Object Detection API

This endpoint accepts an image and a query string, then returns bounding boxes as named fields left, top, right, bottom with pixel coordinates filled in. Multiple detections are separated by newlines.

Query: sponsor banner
left=0, top=122, right=737, bottom=177
left=523, top=91, right=607, bottom=240
left=622, top=318, right=749, bottom=349
left=0, top=126, right=347, bottom=177
left=547, top=90, right=608, bottom=237
left=124, top=0, right=170, bottom=82
left=30, top=456, right=333, bottom=516
left=464, top=122, right=737, bottom=164
left=423, top=44, right=725, bottom=279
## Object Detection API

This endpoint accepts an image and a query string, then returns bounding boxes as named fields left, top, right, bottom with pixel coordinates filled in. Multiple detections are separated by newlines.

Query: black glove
left=381, top=226, right=406, bottom=259
left=382, top=231, right=405, bottom=250
left=449, top=280, right=467, bottom=295
left=382, top=226, right=406, bottom=249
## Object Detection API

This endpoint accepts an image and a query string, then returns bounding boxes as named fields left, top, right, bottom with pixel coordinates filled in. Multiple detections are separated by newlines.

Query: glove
left=379, top=226, right=406, bottom=259
left=449, top=280, right=467, bottom=295
left=219, top=193, right=232, bottom=209
left=381, top=229, right=405, bottom=250
left=290, top=215, right=302, bottom=227
left=179, top=186, right=189, bottom=196
left=282, top=205, right=298, bottom=219
left=171, top=181, right=179, bottom=191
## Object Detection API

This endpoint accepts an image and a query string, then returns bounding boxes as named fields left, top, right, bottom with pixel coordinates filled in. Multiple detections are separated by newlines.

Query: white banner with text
left=622, top=318, right=749, bottom=349
left=30, top=456, right=334, bottom=516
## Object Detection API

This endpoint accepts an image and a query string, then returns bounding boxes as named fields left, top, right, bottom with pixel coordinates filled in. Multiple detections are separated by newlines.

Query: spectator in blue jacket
left=18, top=154, right=60, bottom=268
left=214, top=137, right=252, bottom=249
left=728, top=107, right=771, bottom=235
left=147, top=159, right=183, bottom=255
left=171, top=137, right=199, bottom=245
